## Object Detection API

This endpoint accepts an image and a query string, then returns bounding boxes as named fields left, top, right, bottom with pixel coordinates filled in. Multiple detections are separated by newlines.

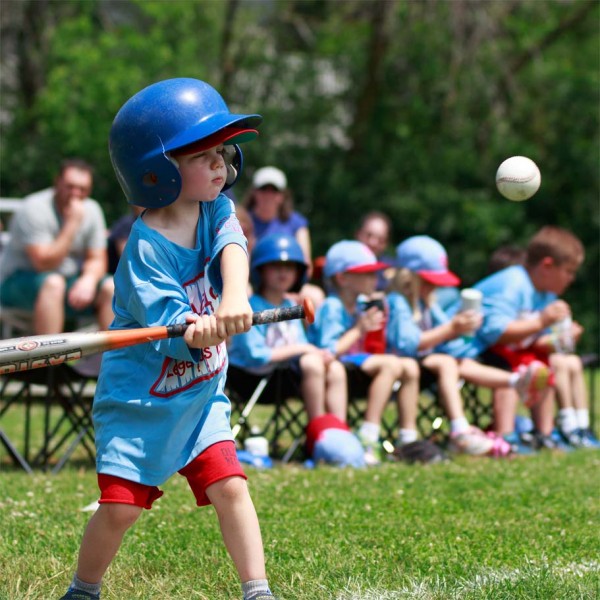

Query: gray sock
left=71, top=574, right=102, bottom=596
left=242, top=579, right=271, bottom=599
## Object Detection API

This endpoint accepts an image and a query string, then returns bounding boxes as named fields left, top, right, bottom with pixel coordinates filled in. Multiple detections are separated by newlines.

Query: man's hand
left=67, top=274, right=97, bottom=310
left=62, top=197, right=86, bottom=228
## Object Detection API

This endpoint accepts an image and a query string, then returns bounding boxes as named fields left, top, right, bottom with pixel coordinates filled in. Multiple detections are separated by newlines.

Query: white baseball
left=495, top=156, right=541, bottom=201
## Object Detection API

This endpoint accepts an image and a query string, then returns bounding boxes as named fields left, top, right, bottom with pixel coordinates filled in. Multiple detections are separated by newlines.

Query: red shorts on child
left=489, top=344, right=550, bottom=371
left=98, top=440, right=247, bottom=509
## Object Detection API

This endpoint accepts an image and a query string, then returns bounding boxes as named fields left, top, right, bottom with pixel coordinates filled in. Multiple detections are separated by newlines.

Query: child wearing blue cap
left=387, top=236, right=551, bottom=456
left=228, top=233, right=348, bottom=430
left=310, top=240, right=428, bottom=464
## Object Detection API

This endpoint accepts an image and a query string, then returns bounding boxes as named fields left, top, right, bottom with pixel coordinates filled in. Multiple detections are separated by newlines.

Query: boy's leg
left=299, top=353, right=327, bottom=420
left=206, top=476, right=268, bottom=583
left=549, top=353, right=574, bottom=409
left=64, top=473, right=161, bottom=597
left=182, top=442, right=273, bottom=596
left=360, top=355, right=402, bottom=424
left=529, top=389, right=556, bottom=436
left=324, top=359, right=348, bottom=421
left=422, top=354, right=465, bottom=421
left=395, top=358, right=420, bottom=431
left=492, top=388, right=519, bottom=434
left=75, top=503, right=143, bottom=584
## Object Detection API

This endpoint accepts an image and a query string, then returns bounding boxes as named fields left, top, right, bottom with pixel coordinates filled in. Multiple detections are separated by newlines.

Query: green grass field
left=1, top=451, right=599, bottom=599
left=1, top=371, right=599, bottom=599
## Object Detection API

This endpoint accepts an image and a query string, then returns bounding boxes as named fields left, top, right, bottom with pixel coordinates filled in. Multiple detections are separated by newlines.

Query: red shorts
left=489, top=344, right=550, bottom=371
left=98, top=441, right=247, bottom=509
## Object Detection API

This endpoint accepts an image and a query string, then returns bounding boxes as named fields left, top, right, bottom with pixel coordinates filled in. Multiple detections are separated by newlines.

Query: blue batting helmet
left=250, top=234, right=308, bottom=292
left=109, top=78, right=262, bottom=208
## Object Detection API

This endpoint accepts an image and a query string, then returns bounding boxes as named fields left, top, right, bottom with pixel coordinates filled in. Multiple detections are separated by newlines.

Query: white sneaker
left=450, top=426, right=494, bottom=456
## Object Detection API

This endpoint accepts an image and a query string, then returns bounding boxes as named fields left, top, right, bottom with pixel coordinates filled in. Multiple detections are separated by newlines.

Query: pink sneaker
left=515, top=361, right=552, bottom=408
left=450, top=426, right=495, bottom=456
left=485, top=431, right=512, bottom=457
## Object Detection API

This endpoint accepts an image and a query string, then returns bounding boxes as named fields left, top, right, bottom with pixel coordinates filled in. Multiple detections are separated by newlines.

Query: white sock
left=557, top=407, right=578, bottom=434
left=450, top=417, right=470, bottom=434
left=71, top=574, right=102, bottom=596
left=359, top=421, right=380, bottom=444
left=398, top=428, right=418, bottom=445
left=575, top=408, right=590, bottom=430
left=242, top=579, right=271, bottom=599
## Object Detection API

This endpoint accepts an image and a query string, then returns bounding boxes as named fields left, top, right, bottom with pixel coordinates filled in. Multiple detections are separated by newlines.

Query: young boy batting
left=60, top=78, right=277, bottom=600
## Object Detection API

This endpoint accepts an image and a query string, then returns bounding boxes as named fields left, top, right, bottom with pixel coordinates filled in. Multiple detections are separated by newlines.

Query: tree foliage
left=1, top=0, right=598, bottom=351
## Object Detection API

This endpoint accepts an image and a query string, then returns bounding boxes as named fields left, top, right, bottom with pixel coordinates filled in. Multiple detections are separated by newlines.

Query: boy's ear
left=541, top=257, right=556, bottom=268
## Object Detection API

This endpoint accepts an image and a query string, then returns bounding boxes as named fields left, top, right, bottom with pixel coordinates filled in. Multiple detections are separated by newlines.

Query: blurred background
left=0, top=0, right=598, bottom=352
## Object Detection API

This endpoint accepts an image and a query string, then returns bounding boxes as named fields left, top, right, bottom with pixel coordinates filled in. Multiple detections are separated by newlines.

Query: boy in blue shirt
left=461, top=226, right=597, bottom=450
left=310, top=240, right=426, bottom=464
left=61, top=79, right=276, bottom=600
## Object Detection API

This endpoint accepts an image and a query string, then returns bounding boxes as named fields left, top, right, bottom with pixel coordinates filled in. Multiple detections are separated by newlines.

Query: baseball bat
left=0, top=298, right=315, bottom=375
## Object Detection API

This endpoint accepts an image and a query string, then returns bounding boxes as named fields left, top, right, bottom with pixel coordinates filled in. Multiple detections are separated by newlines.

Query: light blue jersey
left=228, top=295, right=308, bottom=374
left=94, top=194, right=247, bottom=486
left=386, top=292, right=471, bottom=358
left=447, top=265, right=557, bottom=352
left=309, top=295, right=363, bottom=356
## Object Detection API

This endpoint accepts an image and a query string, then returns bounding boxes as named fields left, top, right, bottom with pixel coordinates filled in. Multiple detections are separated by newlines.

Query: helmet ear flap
left=223, top=144, right=242, bottom=190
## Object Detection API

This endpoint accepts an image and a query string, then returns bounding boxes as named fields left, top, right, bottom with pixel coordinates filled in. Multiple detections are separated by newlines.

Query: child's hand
left=572, top=320, right=584, bottom=344
left=184, top=314, right=225, bottom=348
left=358, top=307, right=385, bottom=333
left=215, top=295, right=253, bottom=338
left=451, top=310, right=482, bottom=336
left=540, top=300, right=570, bottom=327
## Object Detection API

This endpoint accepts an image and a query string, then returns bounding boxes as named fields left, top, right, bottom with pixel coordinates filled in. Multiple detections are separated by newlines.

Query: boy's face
left=337, top=271, right=378, bottom=296
left=261, top=262, right=299, bottom=294
left=176, top=145, right=227, bottom=202
left=541, top=257, right=581, bottom=295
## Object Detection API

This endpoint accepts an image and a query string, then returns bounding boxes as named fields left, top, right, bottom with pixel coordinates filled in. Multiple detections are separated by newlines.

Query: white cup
left=460, top=288, right=482, bottom=339
left=460, top=288, right=483, bottom=313
left=244, top=435, right=269, bottom=457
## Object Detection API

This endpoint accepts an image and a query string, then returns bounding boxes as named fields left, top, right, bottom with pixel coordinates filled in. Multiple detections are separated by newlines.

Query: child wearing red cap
left=387, top=236, right=550, bottom=456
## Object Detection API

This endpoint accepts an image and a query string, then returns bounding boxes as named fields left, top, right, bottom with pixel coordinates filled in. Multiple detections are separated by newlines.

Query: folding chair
left=0, top=358, right=97, bottom=473
left=226, top=364, right=308, bottom=462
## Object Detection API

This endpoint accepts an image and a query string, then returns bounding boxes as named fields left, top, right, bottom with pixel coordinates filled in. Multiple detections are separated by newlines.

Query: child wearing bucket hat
left=386, top=235, right=550, bottom=456
left=310, top=240, right=435, bottom=465
left=228, top=233, right=348, bottom=432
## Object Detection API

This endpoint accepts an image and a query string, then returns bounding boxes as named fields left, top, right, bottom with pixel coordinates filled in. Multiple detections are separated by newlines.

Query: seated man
left=0, top=158, right=113, bottom=334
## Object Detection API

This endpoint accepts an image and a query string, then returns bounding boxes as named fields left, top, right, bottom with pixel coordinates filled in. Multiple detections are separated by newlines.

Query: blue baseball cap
left=324, top=240, right=388, bottom=278
left=396, top=235, right=461, bottom=286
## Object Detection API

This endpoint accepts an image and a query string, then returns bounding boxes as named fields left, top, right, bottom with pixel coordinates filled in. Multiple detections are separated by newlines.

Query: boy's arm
left=216, top=243, right=253, bottom=338
left=495, top=299, right=570, bottom=345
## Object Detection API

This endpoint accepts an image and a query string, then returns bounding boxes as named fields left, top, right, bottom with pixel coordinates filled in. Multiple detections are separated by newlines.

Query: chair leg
left=0, top=428, right=33, bottom=473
